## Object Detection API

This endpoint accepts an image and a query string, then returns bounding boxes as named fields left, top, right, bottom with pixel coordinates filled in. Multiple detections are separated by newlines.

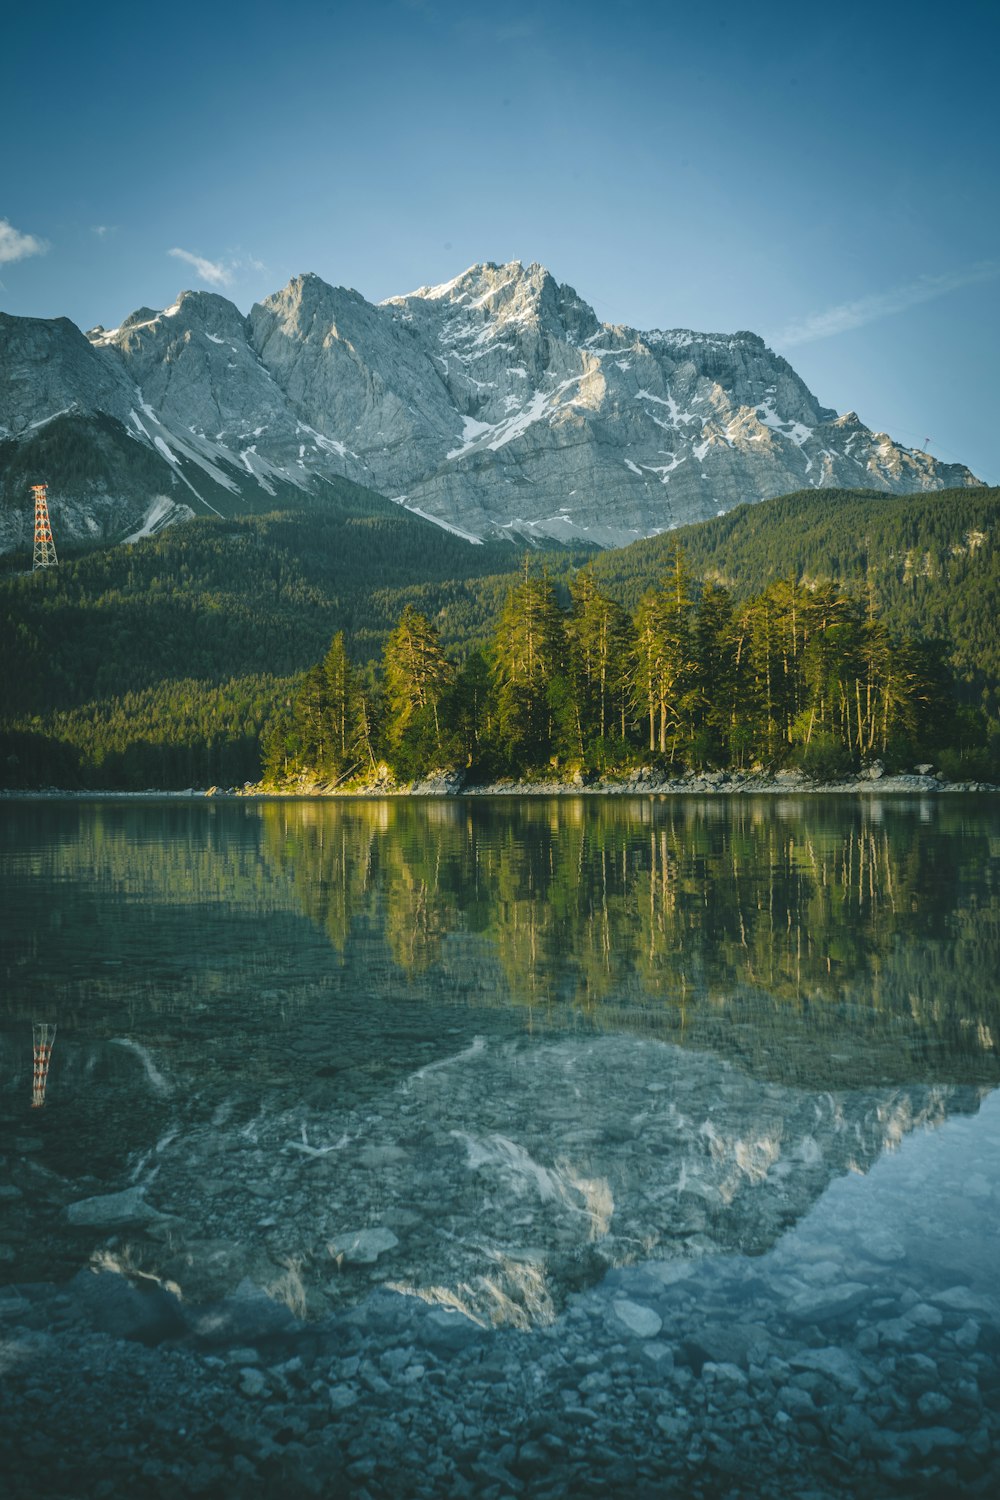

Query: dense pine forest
left=590, top=487, right=1000, bottom=717
left=265, top=546, right=986, bottom=786
left=0, top=485, right=997, bottom=788
left=0, top=497, right=588, bottom=787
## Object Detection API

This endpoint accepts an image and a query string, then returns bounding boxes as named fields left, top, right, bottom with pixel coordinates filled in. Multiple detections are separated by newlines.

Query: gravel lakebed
left=3, top=1088, right=999, bottom=1499
left=2, top=1240, right=998, bottom=1499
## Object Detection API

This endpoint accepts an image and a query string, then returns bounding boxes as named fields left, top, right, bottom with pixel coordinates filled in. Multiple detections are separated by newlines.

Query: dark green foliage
left=382, top=607, right=455, bottom=773
left=491, top=565, right=568, bottom=765
left=273, top=555, right=987, bottom=786
left=2, top=481, right=996, bottom=789
left=0, top=414, right=175, bottom=519
left=0, top=498, right=592, bottom=787
left=0, top=502, right=563, bottom=719
left=0, top=675, right=279, bottom=789
left=632, top=544, right=699, bottom=761
left=568, top=571, right=635, bottom=754
left=586, top=486, right=1000, bottom=717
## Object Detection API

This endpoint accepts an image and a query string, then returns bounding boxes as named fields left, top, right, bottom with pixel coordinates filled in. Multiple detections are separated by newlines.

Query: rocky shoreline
left=3, top=765, right=997, bottom=801
left=240, top=764, right=998, bottom=800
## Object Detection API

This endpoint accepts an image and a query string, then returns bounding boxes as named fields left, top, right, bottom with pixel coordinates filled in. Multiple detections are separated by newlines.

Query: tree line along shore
left=260, top=547, right=996, bottom=792
left=2, top=486, right=997, bottom=792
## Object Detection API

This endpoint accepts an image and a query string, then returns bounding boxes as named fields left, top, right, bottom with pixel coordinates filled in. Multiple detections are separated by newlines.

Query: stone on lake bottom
left=328, top=1384, right=359, bottom=1411
left=328, top=1227, right=399, bottom=1265
left=701, top=1361, right=748, bottom=1388
left=611, top=1299, right=662, bottom=1338
left=641, top=1340, right=675, bottom=1371
left=954, top=1318, right=981, bottom=1351
left=420, top=1308, right=486, bottom=1352
left=933, top=1285, right=995, bottom=1315
left=896, top=1427, right=965, bottom=1458
left=786, top=1281, right=870, bottom=1323
left=239, top=1367, right=267, bottom=1398
left=789, top=1346, right=867, bottom=1393
left=917, top=1391, right=953, bottom=1418
left=66, top=1186, right=163, bottom=1227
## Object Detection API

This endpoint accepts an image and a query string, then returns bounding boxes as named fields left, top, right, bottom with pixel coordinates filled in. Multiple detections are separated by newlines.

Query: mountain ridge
left=0, top=260, right=983, bottom=554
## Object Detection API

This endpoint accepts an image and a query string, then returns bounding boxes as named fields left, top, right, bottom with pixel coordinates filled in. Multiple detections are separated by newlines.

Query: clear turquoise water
left=1, top=794, right=998, bottom=1322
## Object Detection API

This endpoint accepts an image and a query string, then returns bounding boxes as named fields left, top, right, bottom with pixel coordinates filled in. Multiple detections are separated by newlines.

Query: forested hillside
left=0, top=499, right=588, bottom=787
left=588, top=487, right=1000, bottom=715
left=1, top=485, right=996, bottom=789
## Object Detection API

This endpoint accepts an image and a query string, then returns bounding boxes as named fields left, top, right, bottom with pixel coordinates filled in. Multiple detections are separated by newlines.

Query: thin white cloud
left=0, top=217, right=48, bottom=265
left=91, top=224, right=116, bottom=238
left=168, top=246, right=233, bottom=287
left=777, top=260, right=1000, bottom=347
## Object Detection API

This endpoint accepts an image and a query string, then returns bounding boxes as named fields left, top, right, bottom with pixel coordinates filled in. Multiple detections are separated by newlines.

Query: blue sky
left=3, top=0, right=998, bottom=481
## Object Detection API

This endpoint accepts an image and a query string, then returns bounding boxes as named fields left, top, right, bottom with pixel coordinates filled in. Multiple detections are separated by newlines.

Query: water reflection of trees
left=260, top=797, right=1000, bottom=1073
left=5, top=796, right=996, bottom=1083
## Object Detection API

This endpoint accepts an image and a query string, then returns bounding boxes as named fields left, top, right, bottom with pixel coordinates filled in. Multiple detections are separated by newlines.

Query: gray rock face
left=0, top=261, right=982, bottom=553
left=0, top=311, right=135, bottom=433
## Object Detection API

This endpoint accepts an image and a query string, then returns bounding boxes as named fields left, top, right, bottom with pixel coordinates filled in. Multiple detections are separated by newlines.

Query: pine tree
left=569, top=570, right=635, bottom=753
left=323, top=632, right=355, bottom=770
left=631, top=544, right=698, bottom=761
left=693, top=580, right=736, bottom=767
left=352, top=661, right=384, bottom=775
left=383, top=606, right=454, bottom=762
left=491, top=563, right=567, bottom=767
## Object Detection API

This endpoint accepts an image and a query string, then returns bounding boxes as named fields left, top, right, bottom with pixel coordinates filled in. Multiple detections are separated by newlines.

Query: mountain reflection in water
left=0, top=794, right=997, bottom=1322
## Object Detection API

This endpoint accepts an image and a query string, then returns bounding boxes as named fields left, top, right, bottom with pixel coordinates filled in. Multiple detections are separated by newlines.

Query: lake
left=2, top=794, right=999, bottom=1497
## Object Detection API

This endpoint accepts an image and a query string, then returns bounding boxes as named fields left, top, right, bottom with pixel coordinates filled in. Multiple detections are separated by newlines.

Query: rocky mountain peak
left=388, top=259, right=600, bottom=346
left=265, top=270, right=350, bottom=309
left=87, top=290, right=250, bottom=359
left=0, top=261, right=984, bottom=553
left=253, top=273, right=383, bottom=352
left=391, top=259, right=533, bottom=303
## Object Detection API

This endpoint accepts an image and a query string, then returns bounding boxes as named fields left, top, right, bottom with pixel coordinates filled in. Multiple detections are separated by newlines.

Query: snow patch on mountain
left=391, top=496, right=484, bottom=544
left=123, top=495, right=196, bottom=543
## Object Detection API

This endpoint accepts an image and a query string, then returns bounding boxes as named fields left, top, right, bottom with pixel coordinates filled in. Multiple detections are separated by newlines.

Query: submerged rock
left=611, top=1299, right=662, bottom=1339
left=328, top=1227, right=400, bottom=1265
left=66, top=1186, right=163, bottom=1227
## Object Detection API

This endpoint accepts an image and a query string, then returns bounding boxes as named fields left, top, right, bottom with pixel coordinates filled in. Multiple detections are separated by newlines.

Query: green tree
left=491, top=564, right=566, bottom=767
left=692, top=580, right=737, bottom=767
left=632, top=545, right=698, bottom=762
left=352, top=661, right=385, bottom=775
left=383, top=606, right=455, bottom=768
left=323, top=631, right=355, bottom=772
left=569, top=570, right=636, bottom=755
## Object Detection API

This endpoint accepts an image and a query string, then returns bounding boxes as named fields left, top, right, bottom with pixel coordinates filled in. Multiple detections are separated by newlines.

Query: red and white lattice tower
left=31, top=484, right=58, bottom=570
left=31, top=1022, right=57, bottom=1108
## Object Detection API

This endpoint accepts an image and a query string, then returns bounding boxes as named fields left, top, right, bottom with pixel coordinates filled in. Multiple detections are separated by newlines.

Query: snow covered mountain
left=0, top=261, right=982, bottom=553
